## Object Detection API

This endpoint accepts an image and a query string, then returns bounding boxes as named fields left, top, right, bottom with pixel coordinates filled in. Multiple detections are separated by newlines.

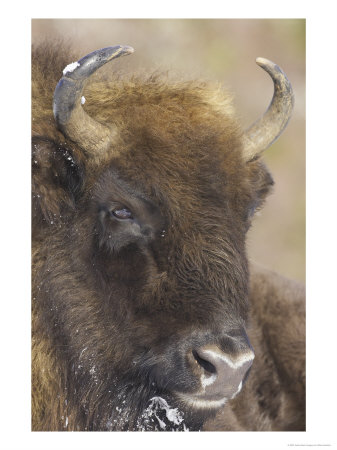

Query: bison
left=32, top=42, right=305, bottom=431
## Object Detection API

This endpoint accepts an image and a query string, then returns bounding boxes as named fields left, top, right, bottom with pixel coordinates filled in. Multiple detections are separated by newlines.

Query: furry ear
left=247, top=159, right=274, bottom=219
left=32, top=136, right=84, bottom=234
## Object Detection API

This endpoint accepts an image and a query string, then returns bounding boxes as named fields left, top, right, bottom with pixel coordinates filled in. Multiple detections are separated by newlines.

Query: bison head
left=32, top=45, right=293, bottom=430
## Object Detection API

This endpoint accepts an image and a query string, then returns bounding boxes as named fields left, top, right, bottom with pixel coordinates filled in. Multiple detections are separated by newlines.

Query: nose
left=149, top=330, right=255, bottom=409
left=192, top=343, right=254, bottom=402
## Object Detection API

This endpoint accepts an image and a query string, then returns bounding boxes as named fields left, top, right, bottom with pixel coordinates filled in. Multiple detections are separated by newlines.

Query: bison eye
left=111, top=208, right=133, bottom=220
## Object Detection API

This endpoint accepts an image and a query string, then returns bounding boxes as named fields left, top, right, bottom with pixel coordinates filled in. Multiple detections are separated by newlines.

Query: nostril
left=190, top=344, right=255, bottom=400
left=192, top=350, right=216, bottom=374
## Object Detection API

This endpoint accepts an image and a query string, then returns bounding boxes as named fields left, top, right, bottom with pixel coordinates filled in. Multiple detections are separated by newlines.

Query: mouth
left=176, top=392, right=229, bottom=409
left=175, top=380, right=243, bottom=410
left=137, top=375, right=244, bottom=431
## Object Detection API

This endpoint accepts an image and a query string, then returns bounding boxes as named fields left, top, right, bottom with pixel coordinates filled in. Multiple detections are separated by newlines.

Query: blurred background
left=32, top=19, right=305, bottom=282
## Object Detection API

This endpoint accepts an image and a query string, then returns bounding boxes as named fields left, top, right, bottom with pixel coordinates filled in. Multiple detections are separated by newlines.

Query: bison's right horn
left=53, top=45, right=134, bottom=155
left=242, top=57, right=294, bottom=162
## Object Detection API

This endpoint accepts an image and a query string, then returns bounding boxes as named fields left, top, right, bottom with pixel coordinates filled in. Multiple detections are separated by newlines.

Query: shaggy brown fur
left=32, top=42, right=305, bottom=431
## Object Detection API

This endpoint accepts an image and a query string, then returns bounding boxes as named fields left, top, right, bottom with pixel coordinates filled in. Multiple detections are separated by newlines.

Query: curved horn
left=53, top=45, right=134, bottom=154
left=242, top=57, right=294, bottom=162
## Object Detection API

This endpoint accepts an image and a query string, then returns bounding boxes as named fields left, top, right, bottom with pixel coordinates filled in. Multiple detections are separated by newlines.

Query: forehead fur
left=83, top=75, right=247, bottom=201
left=84, top=74, right=240, bottom=159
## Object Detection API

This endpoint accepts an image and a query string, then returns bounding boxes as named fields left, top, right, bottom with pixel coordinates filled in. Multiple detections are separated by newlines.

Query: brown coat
left=32, top=42, right=305, bottom=431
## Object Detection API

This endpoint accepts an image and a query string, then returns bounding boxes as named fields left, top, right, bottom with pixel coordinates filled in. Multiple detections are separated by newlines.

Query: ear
left=32, top=136, right=84, bottom=233
left=246, top=159, right=274, bottom=219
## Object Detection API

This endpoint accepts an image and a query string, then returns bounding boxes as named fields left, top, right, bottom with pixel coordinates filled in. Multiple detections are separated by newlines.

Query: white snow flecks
left=155, top=397, right=183, bottom=426
left=137, top=396, right=188, bottom=431
left=155, top=414, right=166, bottom=430
left=81, top=96, right=86, bottom=105
left=79, top=347, right=88, bottom=359
left=63, top=61, right=80, bottom=75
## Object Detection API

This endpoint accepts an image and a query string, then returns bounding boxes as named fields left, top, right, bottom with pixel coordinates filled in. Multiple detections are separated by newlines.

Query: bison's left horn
left=53, top=45, right=134, bottom=155
left=242, top=58, right=294, bottom=162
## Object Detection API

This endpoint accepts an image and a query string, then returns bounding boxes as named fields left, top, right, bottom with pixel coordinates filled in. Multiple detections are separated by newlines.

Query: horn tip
left=122, top=45, right=134, bottom=54
left=255, top=57, right=274, bottom=68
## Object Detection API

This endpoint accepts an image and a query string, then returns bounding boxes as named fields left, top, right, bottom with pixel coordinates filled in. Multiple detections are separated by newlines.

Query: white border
left=1, top=1, right=337, bottom=449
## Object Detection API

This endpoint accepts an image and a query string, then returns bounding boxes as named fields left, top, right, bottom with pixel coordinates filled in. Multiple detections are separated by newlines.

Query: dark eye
left=111, top=208, right=133, bottom=220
